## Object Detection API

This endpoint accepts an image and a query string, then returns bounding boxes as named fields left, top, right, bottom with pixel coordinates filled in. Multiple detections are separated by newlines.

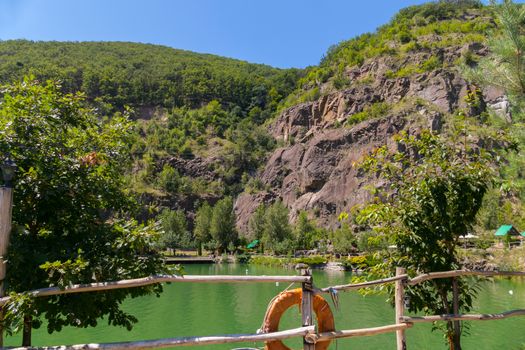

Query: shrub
left=346, top=102, right=390, bottom=126
left=343, top=254, right=381, bottom=270
left=249, top=256, right=289, bottom=266
left=420, top=55, right=442, bottom=71
left=398, top=31, right=413, bottom=44
left=294, top=256, right=328, bottom=266
left=157, top=164, right=181, bottom=193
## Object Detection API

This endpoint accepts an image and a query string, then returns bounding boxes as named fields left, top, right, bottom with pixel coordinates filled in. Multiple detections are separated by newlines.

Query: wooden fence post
left=395, top=267, right=407, bottom=350
left=452, top=277, right=461, bottom=349
left=300, top=268, right=315, bottom=350
left=0, top=186, right=13, bottom=347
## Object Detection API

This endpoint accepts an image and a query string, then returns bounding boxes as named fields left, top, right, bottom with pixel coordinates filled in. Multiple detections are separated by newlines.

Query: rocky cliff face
left=235, top=43, right=506, bottom=232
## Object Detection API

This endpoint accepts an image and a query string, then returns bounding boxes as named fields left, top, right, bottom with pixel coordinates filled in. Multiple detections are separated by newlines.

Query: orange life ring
left=262, top=288, right=335, bottom=350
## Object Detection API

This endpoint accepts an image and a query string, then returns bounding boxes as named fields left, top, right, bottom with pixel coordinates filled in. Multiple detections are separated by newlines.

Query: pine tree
left=467, top=0, right=525, bottom=116
left=466, top=0, right=525, bottom=226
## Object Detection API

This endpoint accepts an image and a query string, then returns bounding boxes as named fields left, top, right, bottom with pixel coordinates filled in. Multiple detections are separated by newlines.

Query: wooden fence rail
left=319, top=274, right=408, bottom=292
left=318, top=270, right=525, bottom=293
left=4, top=324, right=418, bottom=350
left=6, top=326, right=316, bottom=350
left=312, top=323, right=412, bottom=342
left=408, top=270, right=525, bottom=285
left=0, top=275, right=311, bottom=307
left=401, top=309, right=525, bottom=323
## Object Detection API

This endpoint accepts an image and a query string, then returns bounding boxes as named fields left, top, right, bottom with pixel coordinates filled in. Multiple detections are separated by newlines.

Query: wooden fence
left=1, top=268, right=525, bottom=350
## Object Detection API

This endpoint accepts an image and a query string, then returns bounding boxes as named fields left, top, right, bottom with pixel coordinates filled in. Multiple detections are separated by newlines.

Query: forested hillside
left=0, top=40, right=300, bottom=111
left=0, top=40, right=303, bottom=228
left=1, top=0, right=524, bottom=256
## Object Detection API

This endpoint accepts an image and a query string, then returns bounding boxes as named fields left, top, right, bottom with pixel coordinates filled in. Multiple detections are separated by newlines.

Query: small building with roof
left=495, top=225, right=522, bottom=248
left=494, top=225, right=520, bottom=237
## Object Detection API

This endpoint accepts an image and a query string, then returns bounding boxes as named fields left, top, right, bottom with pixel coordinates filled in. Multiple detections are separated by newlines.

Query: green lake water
left=6, top=264, right=525, bottom=349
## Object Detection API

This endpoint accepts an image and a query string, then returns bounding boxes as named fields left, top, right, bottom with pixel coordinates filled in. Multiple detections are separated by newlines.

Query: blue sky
left=0, top=0, right=472, bottom=68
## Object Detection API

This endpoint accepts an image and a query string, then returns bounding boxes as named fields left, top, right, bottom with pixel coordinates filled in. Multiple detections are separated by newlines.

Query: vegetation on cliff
left=281, top=0, right=491, bottom=108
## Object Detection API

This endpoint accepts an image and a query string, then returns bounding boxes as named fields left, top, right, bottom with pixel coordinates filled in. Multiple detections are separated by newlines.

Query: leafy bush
left=342, top=254, right=381, bottom=270
left=395, top=0, right=482, bottom=24
left=294, top=256, right=328, bottom=266
left=344, top=256, right=368, bottom=269
left=157, top=165, right=181, bottom=193
left=421, top=55, right=442, bottom=71
left=235, top=254, right=251, bottom=263
left=249, top=256, right=289, bottom=266
left=386, top=55, right=443, bottom=78
left=346, top=102, right=390, bottom=126
left=398, top=31, right=413, bottom=44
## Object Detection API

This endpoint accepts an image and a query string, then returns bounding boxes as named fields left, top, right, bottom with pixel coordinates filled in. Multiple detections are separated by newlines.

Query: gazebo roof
left=495, top=225, right=520, bottom=236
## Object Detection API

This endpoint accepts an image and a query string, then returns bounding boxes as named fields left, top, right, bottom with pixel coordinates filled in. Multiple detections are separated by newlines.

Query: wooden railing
left=1, top=269, right=525, bottom=350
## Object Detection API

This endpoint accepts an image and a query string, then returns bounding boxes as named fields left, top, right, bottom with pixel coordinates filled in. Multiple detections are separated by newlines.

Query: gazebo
left=495, top=225, right=521, bottom=247
left=494, top=225, right=520, bottom=237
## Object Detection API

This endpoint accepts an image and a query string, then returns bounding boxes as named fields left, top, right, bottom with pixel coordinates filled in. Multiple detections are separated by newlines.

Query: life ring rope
left=257, top=283, right=297, bottom=334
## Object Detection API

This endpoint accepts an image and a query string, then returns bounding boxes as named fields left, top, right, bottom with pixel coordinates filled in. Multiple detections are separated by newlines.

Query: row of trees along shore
left=1, top=1, right=525, bottom=350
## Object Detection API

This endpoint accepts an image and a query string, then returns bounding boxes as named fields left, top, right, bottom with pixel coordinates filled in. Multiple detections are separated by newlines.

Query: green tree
left=193, top=202, right=212, bottom=255
left=158, top=209, right=191, bottom=251
left=332, top=222, right=357, bottom=254
left=0, top=79, right=168, bottom=345
left=466, top=0, right=525, bottom=115
left=157, top=165, right=181, bottom=193
left=210, top=197, right=238, bottom=253
left=262, top=201, right=293, bottom=253
left=248, top=204, right=266, bottom=241
left=465, top=0, right=525, bottom=227
left=294, top=211, right=318, bottom=250
left=356, top=130, right=492, bottom=350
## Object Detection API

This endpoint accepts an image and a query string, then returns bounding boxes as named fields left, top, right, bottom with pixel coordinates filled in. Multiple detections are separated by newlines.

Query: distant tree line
left=0, top=41, right=301, bottom=113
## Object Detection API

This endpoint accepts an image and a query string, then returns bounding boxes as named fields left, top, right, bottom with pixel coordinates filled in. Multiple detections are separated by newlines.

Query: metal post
left=395, top=267, right=407, bottom=350
left=0, top=185, right=13, bottom=347
left=300, top=268, right=315, bottom=350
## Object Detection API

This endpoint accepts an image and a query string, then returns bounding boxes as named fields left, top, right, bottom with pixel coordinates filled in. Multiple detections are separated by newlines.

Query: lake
left=5, top=264, right=525, bottom=349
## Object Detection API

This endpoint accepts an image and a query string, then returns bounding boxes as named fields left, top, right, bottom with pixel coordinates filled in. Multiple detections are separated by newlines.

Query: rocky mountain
left=234, top=4, right=510, bottom=232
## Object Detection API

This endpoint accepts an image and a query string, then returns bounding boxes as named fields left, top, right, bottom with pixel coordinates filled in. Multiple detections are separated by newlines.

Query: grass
left=249, top=255, right=328, bottom=267
left=385, top=55, right=443, bottom=79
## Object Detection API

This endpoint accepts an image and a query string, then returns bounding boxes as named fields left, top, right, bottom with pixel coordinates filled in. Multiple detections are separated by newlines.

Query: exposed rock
left=236, top=110, right=427, bottom=231
left=461, top=258, right=498, bottom=272
left=324, top=262, right=347, bottom=271
left=235, top=43, right=506, bottom=233
left=271, top=63, right=482, bottom=144
left=489, top=97, right=511, bottom=122
left=165, top=156, right=218, bottom=181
